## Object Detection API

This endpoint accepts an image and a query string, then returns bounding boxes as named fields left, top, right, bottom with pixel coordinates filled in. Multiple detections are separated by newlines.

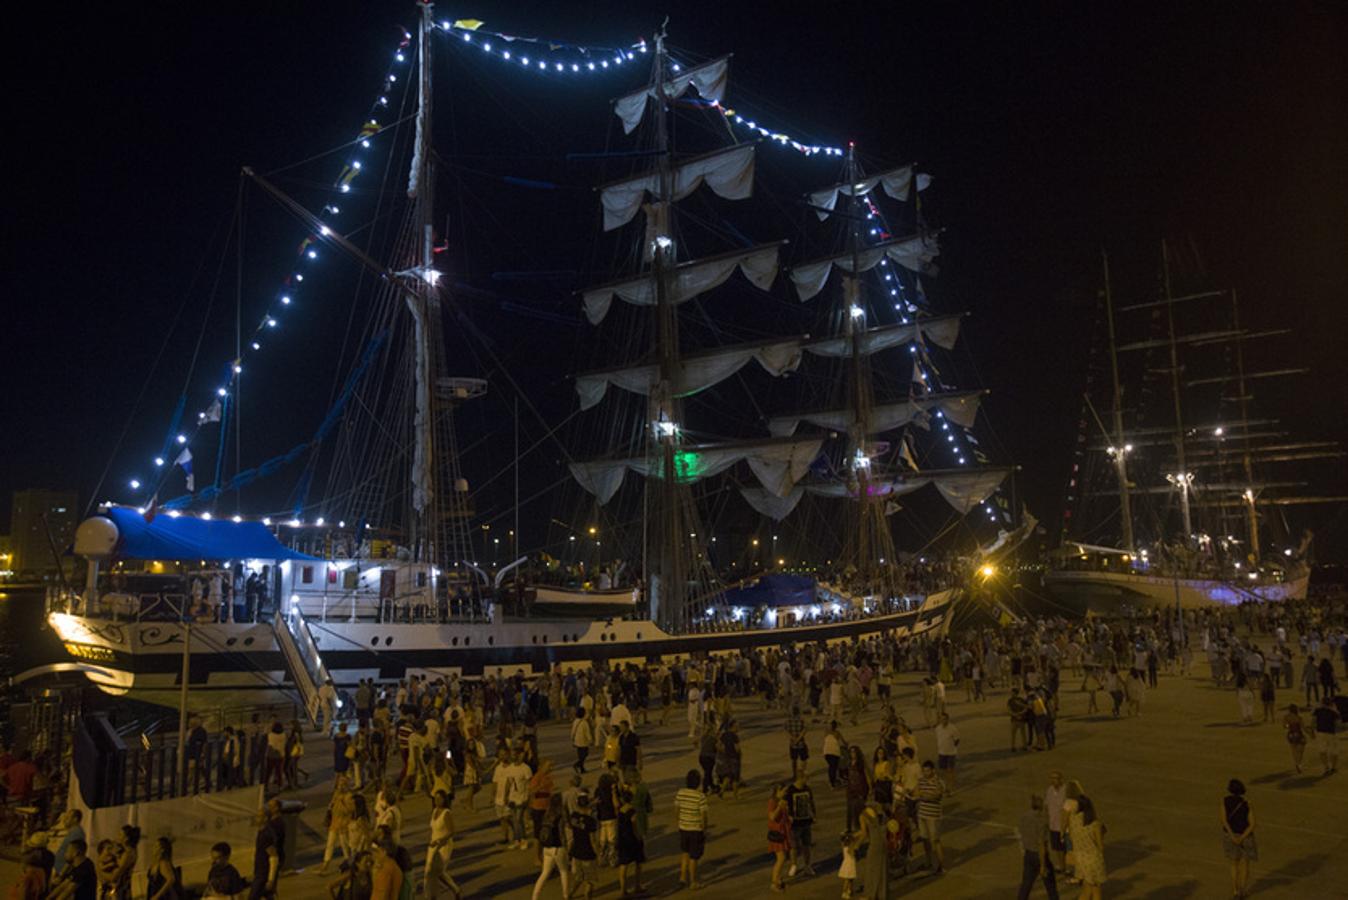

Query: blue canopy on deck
left=722, top=573, right=817, bottom=608
left=105, top=506, right=318, bottom=562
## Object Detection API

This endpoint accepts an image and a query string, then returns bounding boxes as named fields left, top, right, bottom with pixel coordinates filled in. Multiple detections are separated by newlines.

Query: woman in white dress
left=1068, top=795, right=1106, bottom=900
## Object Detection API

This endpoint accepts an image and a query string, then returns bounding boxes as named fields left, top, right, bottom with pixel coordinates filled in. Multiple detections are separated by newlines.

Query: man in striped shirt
left=674, top=770, right=709, bottom=889
left=916, top=760, right=947, bottom=875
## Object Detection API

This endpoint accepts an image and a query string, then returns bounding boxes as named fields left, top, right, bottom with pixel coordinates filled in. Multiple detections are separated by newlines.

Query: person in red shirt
left=2, top=751, right=38, bottom=803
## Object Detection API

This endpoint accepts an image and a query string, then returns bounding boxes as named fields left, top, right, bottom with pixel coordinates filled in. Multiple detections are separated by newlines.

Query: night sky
left=5, top=3, right=1347, bottom=562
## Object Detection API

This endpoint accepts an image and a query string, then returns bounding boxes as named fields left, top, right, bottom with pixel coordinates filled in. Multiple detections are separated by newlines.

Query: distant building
left=0, top=534, right=11, bottom=577
left=10, top=489, right=79, bottom=575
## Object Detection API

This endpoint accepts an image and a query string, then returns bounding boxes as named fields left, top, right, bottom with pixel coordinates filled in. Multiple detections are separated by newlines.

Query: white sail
left=582, top=243, right=781, bottom=325
left=739, top=486, right=805, bottom=520
left=802, top=315, right=961, bottom=360
left=789, top=234, right=940, bottom=301
left=802, top=468, right=1011, bottom=514
left=601, top=144, right=755, bottom=231
left=614, top=57, right=730, bottom=134
left=576, top=339, right=802, bottom=410
left=768, top=389, right=983, bottom=436
left=571, top=437, right=823, bottom=505
left=808, top=165, right=933, bottom=220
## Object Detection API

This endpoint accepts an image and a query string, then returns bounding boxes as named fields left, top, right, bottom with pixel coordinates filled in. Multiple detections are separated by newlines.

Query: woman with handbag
left=766, top=782, right=792, bottom=892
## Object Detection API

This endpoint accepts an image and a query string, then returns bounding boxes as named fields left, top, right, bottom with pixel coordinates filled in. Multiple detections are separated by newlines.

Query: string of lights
left=126, top=29, right=419, bottom=506
left=440, top=18, right=648, bottom=73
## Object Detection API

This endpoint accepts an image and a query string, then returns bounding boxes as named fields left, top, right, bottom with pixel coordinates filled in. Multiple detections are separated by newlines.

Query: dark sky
left=5, top=2, right=1347, bottom=560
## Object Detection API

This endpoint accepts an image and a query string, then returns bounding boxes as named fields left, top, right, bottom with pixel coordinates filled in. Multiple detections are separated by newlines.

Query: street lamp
left=1165, top=471, right=1195, bottom=538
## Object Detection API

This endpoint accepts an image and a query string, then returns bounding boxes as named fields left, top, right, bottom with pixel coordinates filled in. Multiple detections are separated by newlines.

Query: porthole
left=531, top=635, right=537, bottom=644
left=243, top=637, right=254, bottom=647
left=574, top=634, right=580, bottom=643
left=542, top=635, right=548, bottom=644
left=384, top=636, right=393, bottom=646
left=488, top=636, right=494, bottom=645
left=451, top=637, right=459, bottom=647
left=370, top=636, right=379, bottom=646
left=225, top=637, right=237, bottom=647
left=636, top=632, right=642, bottom=640
left=464, top=637, right=471, bottom=646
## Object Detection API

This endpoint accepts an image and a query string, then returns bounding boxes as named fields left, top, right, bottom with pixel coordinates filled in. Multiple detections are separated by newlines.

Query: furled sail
left=789, top=234, right=940, bottom=301
left=802, top=315, right=962, bottom=359
left=767, top=389, right=984, bottom=436
left=570, top=437, right=824, bottom=505
left=601, top=144, right=755, bottom=231
left=582, top=242, right=782, bottom=325
left=576, top=338, right=803, bottom=410
left=614, top=56, right=730, bottom=135
left=802, top=467, right=1012, bottom=514
left=808, top=165, right=933, bottom=220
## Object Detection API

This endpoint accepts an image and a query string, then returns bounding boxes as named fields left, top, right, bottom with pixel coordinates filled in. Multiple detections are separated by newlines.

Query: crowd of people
left=5, top=588, right=1346, bottom=899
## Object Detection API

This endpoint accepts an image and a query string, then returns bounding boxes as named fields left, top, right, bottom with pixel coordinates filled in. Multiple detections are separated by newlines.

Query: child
left=838, top=830, right=858, bottom=899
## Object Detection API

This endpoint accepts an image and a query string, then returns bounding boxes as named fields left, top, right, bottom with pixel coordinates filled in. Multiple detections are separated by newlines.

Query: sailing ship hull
left=46, top=589, right=957, bottom=712
left=1042, top=568, right=1308, bottom=613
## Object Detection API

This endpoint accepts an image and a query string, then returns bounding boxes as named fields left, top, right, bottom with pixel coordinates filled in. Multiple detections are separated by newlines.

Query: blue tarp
left=105, top=506, right=318, bottom=562
left=722, top=573, right=818, bottom=608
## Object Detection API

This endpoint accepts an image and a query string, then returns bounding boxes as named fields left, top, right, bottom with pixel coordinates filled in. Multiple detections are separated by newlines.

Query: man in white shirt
left=1043, top=770, right=1067, bottom=871
left=933, top=712, right=961, bottom=791
left=687, top=684, right=704, bottom=741
left=611, top=699, right=634, bottom=732
left=494, top=747, right=533, bottom=849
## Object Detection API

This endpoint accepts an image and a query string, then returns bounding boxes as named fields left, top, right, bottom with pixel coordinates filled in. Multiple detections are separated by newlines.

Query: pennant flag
left=899, top=435, right=920, bottom=471
left=143, top=494, right=159, bottom=523
left=200, top=398, right=222, bottom=424
left=175, top=448, right=195, bottom=492
left=884, top=500, right=902, bottom=517
left=453, top=19, right=484, bottom=31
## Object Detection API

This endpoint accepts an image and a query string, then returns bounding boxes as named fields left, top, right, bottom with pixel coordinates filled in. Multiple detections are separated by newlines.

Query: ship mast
left=1161, top=240, right=1193, bottom=541
left=840, top=144, right=890, bottom=592
left=1101, top=250, right=1135, bottom=552
left=1231, top=290, right=1260, bottom=562
left=649, top=28, right=688, bottom=633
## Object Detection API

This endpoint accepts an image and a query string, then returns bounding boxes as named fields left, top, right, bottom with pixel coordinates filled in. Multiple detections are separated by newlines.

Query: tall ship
left=44, top=8, right=1021, bottom=716
left=1045, top=246, right=1344, bottom=611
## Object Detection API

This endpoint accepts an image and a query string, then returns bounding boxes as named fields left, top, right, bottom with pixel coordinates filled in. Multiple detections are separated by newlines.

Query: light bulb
left=129, top=479, right=140, bottom=489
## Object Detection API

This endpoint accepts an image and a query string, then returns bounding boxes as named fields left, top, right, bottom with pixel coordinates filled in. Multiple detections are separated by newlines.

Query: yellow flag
left=453, top=19, right=485, bottom=31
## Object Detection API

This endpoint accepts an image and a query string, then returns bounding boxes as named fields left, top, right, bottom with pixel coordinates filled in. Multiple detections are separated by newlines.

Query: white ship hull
left=47, top=589, right=957, bottom=713
left=1042, top=568, right=1308, bottom=613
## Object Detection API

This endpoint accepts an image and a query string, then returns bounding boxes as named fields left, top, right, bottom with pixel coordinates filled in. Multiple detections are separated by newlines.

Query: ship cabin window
left=416, top=572, right=428, bottom=588
left=343, top=570, right=359, bottom=590
left=301, top=565, right=314, bottom=584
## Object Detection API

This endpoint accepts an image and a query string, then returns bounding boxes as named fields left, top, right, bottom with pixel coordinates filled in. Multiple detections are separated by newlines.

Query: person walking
left=369, top=839, right=402, bottom=900
left=674, top=770, right=710, bottom=890
left=1016, top=794, right=1059, bottom=900
left=424, top=791, right=461, bottom=900
left=822, top=721, right=845, bottom=788
left=784, top=770, right=816, bottom=879
left=1221, top=779, right=1256, bottom=899
left=615, top=787, right=647, bottom=896
left=1007, top=688, right=1029, bottom=751
left=1067, top=796, right=1105, bottom=900
left=1259, top=674, right=1277, bottom=723
left=844, top=746, right=870, bottom=832
left=1284, top=704, right=1308, bottom=773
left=1310, top=694, right=1340, bottom=774
left=146, top=837, right=181, bottom=900
left=528, top=761, right=556, bottom=854
left=565, top=791, right=598, bottom=900
left=767, top=783, right=792, bottom=892
left=570, top=709, right=593, bottom=774
left=858, top=802, right=888, bottom=899
left=1043, top=771, right=1067, bottom=874
left=934, top=712, right=961, bottom=792
left=915, top=761, right=946, bottom=875
left=530, top=794, right=570, bottom=900
left=317, top=775, right=355, bottom=875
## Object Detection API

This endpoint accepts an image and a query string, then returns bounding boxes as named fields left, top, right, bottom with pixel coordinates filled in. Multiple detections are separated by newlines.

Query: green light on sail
left=667, top=449, right=705, bottom=482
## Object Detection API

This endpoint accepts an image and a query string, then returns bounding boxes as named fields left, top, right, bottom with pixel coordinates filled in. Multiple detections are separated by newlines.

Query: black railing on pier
left=75, top=712, right=271, bottom=808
